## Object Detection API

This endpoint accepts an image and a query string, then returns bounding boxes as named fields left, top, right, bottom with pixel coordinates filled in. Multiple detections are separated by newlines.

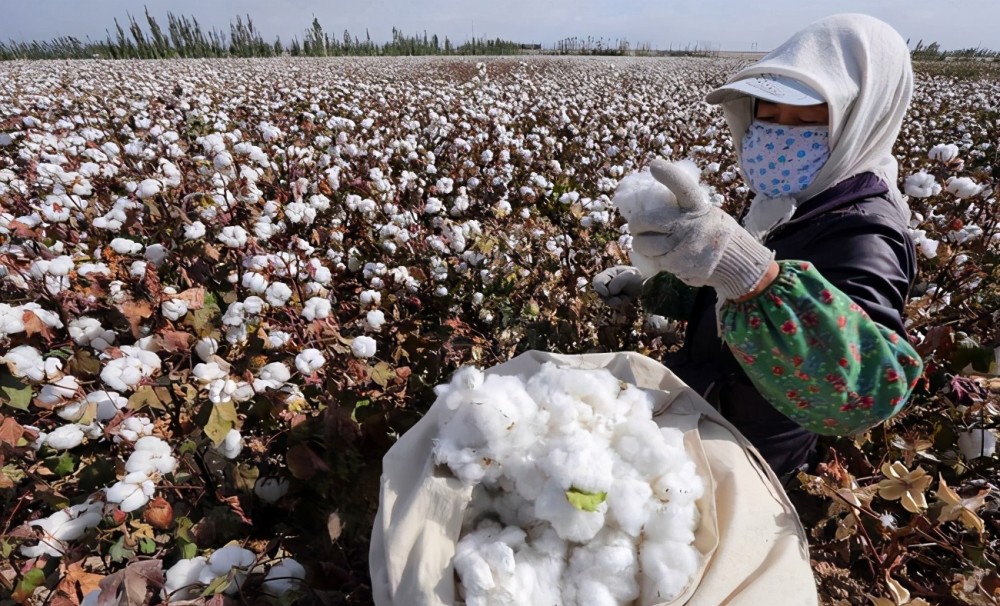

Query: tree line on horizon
left=0, top=9, right=526, bottom=61
left=1, top=9, right=996, bottom=62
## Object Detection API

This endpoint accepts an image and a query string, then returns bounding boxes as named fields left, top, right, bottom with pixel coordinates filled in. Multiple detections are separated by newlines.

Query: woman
left=593, top=14, right=924, bottom=480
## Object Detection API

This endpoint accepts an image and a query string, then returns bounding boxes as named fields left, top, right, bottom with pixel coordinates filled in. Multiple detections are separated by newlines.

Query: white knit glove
left=627, top=160, right=775, bottom=301
left=592, top=265, right=644, bottom=309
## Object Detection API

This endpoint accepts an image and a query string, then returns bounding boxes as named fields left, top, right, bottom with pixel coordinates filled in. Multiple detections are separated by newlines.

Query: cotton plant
left=433, top=363, right=704, bottom=604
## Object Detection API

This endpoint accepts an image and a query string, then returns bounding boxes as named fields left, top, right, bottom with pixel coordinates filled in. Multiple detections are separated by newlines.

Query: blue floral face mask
left=740, top=121, right=831, bottom=197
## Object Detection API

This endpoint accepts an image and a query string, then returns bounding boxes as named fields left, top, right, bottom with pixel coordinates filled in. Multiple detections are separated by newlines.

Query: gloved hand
left=592, top=265, right=644, bottom=309
left=627, top=160, right=776, bottom=301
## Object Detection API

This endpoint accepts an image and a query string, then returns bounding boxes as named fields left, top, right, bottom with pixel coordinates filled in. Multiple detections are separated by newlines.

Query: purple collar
left=788, top=172, right=890, bottom=223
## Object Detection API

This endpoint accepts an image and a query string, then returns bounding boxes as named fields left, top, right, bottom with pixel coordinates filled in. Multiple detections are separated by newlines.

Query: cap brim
left=706, top=74, right=825, bottom=106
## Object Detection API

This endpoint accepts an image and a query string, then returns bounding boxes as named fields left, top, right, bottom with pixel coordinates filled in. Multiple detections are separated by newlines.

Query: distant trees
left=0, top=9, right=525, bottom=61
left=910, top=39, right=999, bottom=62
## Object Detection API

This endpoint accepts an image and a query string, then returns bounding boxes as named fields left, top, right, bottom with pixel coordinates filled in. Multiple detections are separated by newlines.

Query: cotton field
left=0, top=56, right=998, bottom=604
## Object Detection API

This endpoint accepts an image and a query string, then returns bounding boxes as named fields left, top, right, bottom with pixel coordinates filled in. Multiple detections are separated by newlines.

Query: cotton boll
left=652, top=459, right=705, bottom=506
left=928, top=143, right=959, bottom=162
left=201, top=545, right=256, bottom=595
left=184, top=221, right=206, bottom=240
left=45, top=424, right=86, bottom=450
left=242, top=296, right=266, bottom=315
left=193, top=362, right=228, bottom=383
left=195, top=337, right=219, bottom=362
left=295, top=348, right=326, bottom=375
left=351, top=335, right=377, bottom=358
left=263, top=558, right=306, bottom=595
left=365, top=309, right=386, bottom=331
left=606, top=465, right=654, bottom=537
left=946, top=176, right=983, bottom=198
left=215, top=428, right=243, bottom=459
left=115, top=416, right=154, bottom=443
left=135, top=179, right=162, bottom=200
left=611, top=168, right=675, bottom=222
left=106, top=471, right=156, bottom=512
left=265, top=282, right=292, bottom=306
left=564, top=528, right=640, bottom=605
left=164, top=557, right=208, bottom=600
left=254, top=476, right=290, bottom=504
left=90, top=390, right=128, bottom=422
left=639, top=537, right=702, bottom=602
left=21, top=499, right=103, bottom=558
left=359, top=289, right=381, bottom=307
left=125, top=436, right=177, bottom=475
left=536, top=429, right=614, bottom=494
left=162, top=298, right=189, bottom=321
left=302, top=297, right=331, bottom=321
left=257, top=362, right=291, bottom=386
left=69, top=317, right=115, bottom=351
left=2, top=345, right=46, bottom=381
left=38, top=375, right=80, bottom=406
left=534, top=479, right=606, bottom=542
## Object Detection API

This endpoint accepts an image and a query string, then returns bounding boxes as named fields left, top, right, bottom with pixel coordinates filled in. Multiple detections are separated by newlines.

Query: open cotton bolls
left=351, top=336, right=377, bottom=359
left=263, top=558, right=306, bottom=595
left=295, top=348, right=326, bottom=375
left=436, top=362, right=705, bottom=605
left=125, top=436, right=177, bottom=475
left=106, top=471, right=157, bottom=512
left=164, top=556, right=208, bottom=600
left=20, top=499, right=103, bottom=558
left=44, top=424, right=86, bottom=450
left=2, top=345, right=47, bottom=381
left=200, top=545, right=257, bottom=595
left=254, top=476, right=291, bottom=504
left=216, top=428, right=243, bottom=459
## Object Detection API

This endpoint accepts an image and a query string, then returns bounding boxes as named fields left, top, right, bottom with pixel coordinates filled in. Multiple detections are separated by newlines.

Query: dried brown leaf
left=117, top=300, right=154, bottom=339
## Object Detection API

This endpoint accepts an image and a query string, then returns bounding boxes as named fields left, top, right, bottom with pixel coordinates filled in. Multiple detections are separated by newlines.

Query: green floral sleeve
left=721, top=260, right=924, bottom=436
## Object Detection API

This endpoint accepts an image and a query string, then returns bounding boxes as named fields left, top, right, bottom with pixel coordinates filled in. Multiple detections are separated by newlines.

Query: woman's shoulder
left=769, top=195, right=911, bottom=246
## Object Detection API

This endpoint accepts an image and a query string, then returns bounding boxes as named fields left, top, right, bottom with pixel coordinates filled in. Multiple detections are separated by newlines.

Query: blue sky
left=2, top=0, right=997, bottom=52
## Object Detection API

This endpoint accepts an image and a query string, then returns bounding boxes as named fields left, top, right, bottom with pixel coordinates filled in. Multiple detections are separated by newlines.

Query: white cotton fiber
left=435, top=362, right=705, bottom=605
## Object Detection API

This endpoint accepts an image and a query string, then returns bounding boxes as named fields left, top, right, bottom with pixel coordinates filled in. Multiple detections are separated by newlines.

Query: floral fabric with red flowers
left=721, top=260, right=923, bottom=435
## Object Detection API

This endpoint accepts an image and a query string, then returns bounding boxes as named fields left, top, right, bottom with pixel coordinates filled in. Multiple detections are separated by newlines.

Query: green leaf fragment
left=44, top=453, right=77, bottom=477
left=204, top=402, right=239, bottom=446
left=201, top=572, right=233, bottom=596
left=565, top=487, right=608, bottom=512
left=0, top=372, right=33, bottom=410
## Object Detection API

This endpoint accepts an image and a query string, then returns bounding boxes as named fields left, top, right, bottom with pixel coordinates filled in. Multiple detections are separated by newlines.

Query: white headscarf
left=706, top=14, right=914, bottom=237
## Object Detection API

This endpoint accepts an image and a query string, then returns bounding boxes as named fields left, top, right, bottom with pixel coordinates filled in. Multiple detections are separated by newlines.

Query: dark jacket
left=668, top=173, right=918, bottom=477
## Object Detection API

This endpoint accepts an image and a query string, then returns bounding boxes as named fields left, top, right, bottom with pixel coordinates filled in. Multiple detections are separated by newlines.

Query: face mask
left=740, top=121, right=831, bottom=198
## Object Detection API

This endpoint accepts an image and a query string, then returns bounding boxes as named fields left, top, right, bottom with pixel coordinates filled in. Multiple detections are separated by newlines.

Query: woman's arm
left=721, top=259, right=923, bottom=436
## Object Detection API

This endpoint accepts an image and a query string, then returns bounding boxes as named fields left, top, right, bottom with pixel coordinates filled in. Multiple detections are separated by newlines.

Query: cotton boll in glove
left=612, top=160, right=709, bottom=278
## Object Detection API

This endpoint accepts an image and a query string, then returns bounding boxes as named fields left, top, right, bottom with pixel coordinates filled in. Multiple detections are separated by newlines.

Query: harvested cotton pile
left=432, top=363, right=705, bottom=605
